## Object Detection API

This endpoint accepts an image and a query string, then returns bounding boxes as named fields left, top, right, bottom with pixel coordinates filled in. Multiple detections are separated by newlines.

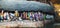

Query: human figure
left=14, top=10, right=19, bottom=21
left=22, top=12, right=27, bottom=20
left=38, top=12, right=44, bottom=21
left=25, top=12, right=28, bottom=20
left=9, top=13, right=15, bottom=21
left=0, top=10, right=4, bottom=22
left=34, top=12, right=39, bottom=21
left=4, top=12, right=10, bottom=21
left=27, top=12, right=30, bottom=20
left=15, top=10, right=19, bottom=17
left=30, top=12, right=34, bottom=21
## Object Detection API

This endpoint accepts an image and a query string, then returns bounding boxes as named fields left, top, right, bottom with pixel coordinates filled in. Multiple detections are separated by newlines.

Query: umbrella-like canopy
left=0, top=0, right=54, bottom=14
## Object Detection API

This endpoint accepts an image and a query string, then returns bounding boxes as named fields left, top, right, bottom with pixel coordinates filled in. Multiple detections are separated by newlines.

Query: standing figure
left=25, top=12, right=28, bottom=20
left=34, top=12, right=39, bottom=21
left=38, top=12, right=44, bottom=21
left=27, top=12, right=30, bottom=20
left=4, top=12, right=10, bottom=21
left=30, top=12, right=34, bottom=21
left=14, top=10, right=19, bottom=21
left=20, top=13, right=23, bottom=20
left=22, top=12, right=27, bottom=20
left=18, top=12, right=22, bottom=21
left=1, top=10, right=4, bottom=22
left=15, top=10, right=19, bottom=17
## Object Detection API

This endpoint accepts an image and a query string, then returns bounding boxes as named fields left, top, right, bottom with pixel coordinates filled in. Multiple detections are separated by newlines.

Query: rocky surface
left=0, top=20, right=43, bottom=28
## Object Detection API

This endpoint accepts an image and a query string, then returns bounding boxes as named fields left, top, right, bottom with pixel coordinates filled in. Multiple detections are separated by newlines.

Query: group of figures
left=0, top=10, right=54, bottom=22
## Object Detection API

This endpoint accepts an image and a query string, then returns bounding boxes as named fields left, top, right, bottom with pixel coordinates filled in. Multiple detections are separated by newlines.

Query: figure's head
left=15, top=10, right=18, bottom=13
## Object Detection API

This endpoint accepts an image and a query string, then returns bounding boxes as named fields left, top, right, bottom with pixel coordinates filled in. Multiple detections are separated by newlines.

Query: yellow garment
left=15, top=12, right=19, bottom=17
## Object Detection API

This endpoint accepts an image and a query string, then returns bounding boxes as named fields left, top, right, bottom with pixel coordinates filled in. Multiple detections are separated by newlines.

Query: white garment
left=4, top=12, right=9, bottom=16
left=4, top=12, right=9, bottom=19
left=10, top=13, right=15, bottom=16
left=19, top=17, right=22, bottom=20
